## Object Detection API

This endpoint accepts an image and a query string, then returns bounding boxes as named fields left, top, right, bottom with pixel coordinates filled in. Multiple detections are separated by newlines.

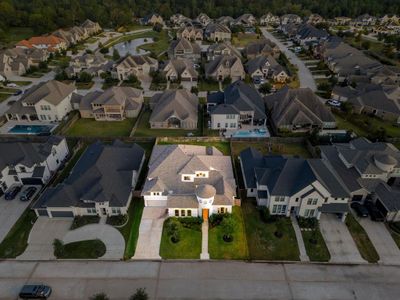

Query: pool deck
left=0, top=120, right=58, bottom=135
left=224, top=126, right=271, bottom=138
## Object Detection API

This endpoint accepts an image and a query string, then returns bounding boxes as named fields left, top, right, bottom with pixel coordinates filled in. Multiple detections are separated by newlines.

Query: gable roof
left=19, top=80, right=75, bottom=106
left=205, top=55, right=243, bottom=76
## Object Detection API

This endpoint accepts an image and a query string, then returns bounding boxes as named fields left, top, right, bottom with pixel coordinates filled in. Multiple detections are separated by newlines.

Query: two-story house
left=245, top=55, right=289, bottom=83
left=204, top=55, right=245, bottom=82
left=206, top=42, right=242, bottom=61
left=168, top=38, right=201, bottom=62
left=142, top=144, right=237, bottom=220
left=112, top=55, right=158, bottom=81
left=34, top=141, right=145, bottom=218
left=16, top=35, right=67, bottom=52
left=177, top=26, right=203, bottom=40
left=162, top=58, right=198, bottom=82
left=0, top=136, right=69, bottom=195
left=6, top=80, right=76, bottom=122
left=239, top=148, right=350, bottom=221
left=204, top=23, right=231, bottom=42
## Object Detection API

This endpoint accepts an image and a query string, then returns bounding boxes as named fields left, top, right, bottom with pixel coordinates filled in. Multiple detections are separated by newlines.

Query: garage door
left=37, top=209, right=49, bottom=217
left=50, top=211, right=74, bottom=218
left=21, top=178, right=43, bottom=185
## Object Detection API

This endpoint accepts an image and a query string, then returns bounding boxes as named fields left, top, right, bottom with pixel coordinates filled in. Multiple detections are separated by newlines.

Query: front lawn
left=70, top=216, right=100, bottom=230
left=159, top=217, right=202, bottom=259
left=134, top=110, right=200, bottom=137
left=0, top=93, right=11, bottom=103
left=0, top=210, right=37, bottom=258
left=387, top=222, right=400, bottom=249
left=117, top=198, right=144, bottom=259
left=242, top=200, right=300, bottom=260
left=346, top=214, right=379, bottom=263
left=298, top=218, right=330, bottom=262
left=208, top=207, right=249, bottom=259
left=66, top=118, right=136, bottom=137
left=54, top=239, right=106, bottom=259
left=198, top=80, right=220, bottom=92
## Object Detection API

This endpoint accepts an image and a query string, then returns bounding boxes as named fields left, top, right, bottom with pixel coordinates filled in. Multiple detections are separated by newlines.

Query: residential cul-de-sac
left=1, top=5, right=400, bottom=300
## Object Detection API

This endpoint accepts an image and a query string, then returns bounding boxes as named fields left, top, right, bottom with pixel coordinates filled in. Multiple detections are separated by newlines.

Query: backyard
left=346, top=214, right=379, bottom=263
left=231, top=140, right=311, bottom=158
left=242, top=199, right=300, bottom=261
left=208, top=207, right=249, bottom=259
left=232, top=33, right=262, bottom=47
left=66, top=118, right=136, bottom=137
left=159, top=218, right=202, bottom=259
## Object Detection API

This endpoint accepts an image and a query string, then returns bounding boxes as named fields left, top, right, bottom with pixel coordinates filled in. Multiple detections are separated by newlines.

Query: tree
left=55, top=69, right=69, bottom=81
left=190, top=86, right=199, bottom=95
left=130, top=288, right=148, bottom=300
left=153, top=23, right=163, bottom=32
left=89, top=293, right=109, bottom=300
left=221, top=215, right=235, bottom=241
left=361, top=40, right=371, bottom=50
left=258, top=82, right=272, bottom=94
left=100, top=47, right=109, bottom=54
left=112, top=48, right=120, bottom=61
left=79, top=72, right=93, bottom=83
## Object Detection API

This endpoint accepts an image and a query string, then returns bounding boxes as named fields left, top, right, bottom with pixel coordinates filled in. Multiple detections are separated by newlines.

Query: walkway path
left=62, top=224, right=125, bottom=260
left=200, top=220, right=210, bottom=260
left=260, top=27, right=317, bottom=91
left=133, top=207, right=166, bottom=259
left=290, top=215, right=309, bottom=262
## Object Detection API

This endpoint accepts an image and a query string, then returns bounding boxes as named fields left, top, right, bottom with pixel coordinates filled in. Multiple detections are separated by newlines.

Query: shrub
left=260, top=207, right=271, bottom=223
left=258, top=82, right=272, bottom=94
left=209, top=213, right=224, bottom=228
left=55, top=70, right=69, bottom=81
left=190, top=86, right=199, bottom=95
left=130, top=288, right=148, bottom=300
left=99, top=47, right=109, bottom=54
left=78, top=71, right=93, bottom=83
left=89, top=293, right=109, bottom=300
left=179, top=217, right=202, bottom=230
left=221, top=215, right=235, bottom=242
left=53, top=239, right=64, bottom=257
left=113, top=48, right=120, bottom=61
left=165, top=218, right=180, bottom=237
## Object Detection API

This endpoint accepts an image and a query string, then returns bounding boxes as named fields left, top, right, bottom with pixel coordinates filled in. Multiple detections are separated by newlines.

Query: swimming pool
left=8, top=124, right=55, bottom=135
left=231, top=129, right=270, bottom=138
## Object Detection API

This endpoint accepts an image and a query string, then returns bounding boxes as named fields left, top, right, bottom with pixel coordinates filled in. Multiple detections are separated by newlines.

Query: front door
left=202, top=209, right=209, bottom=220
left=101, top=208, right=107, bottom=215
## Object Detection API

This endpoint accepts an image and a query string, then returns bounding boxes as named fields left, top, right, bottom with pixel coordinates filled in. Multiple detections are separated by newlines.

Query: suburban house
left=6, top=80, right=76, bottom=122
left=16, top=35, right=67, bottom=52
left=320, top=138, right=400, bottom=221
left=234, top=14, right=257, bottom=27
left=196, top=13, right=212, bottom=26
left=370, top=65, right=400, bottom=86
left=141, top=13, right=164, bottom=25
left=334, top=17, right=352, bottom=25
left=149, top=89, right=198, bottom=129
left=351, top=14, right=377, bottom=27
left=142, top=144, right=237, bottom=219
left=295, top=24, right=329, bottom=46
left=207, top=81, right=267, bottom=131
left=53, top=19, right=102, bottom=47
left=177, top=26, right=203, bottom=40
left=265, top=87, right=336, bottom=133
left=112, top=55, right=158, bottom=80
left=170, top=14, right=191, bottom=27
left=239, top=147, right=350, bottom=221
left=216, top=16, right=235, bottom=27
left=306, top=14, right=325, bottom=25
left=332, top=83, right=400, bottom=122
left=280, top=23, right=300, bottom=38
left=74, top=86, right=143, bottom=121
left=205, top=55, right=245, bottom=81
left=81, top=19, right=102, bottom=35
left=280, top=14, right=302, bottom=25
left=243, top=39, right=280, bottom=59
left=245, top=55, right=289, bottom=83
left=65, top=52, right=108, bottom=78
left=0, top=48, right=48, bottom=77
left=206, top=42, right=242, bottom=61
left=33, top=141, right=145, bottom=218
left=0, top=136, right=69, bottom=195
left=260, top=13, right=281, bottom=26
left=168, top=38, right=201, bottom=61
left=162, top=58, right=198, bottom=82
left=204, top=23, right=232, bottom=42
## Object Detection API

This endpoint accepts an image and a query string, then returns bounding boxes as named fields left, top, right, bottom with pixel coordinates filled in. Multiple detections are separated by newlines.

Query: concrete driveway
left=63, top=224, right=125, bottom=260
left=359, top=218, right=400, bottom=265
left=0, top=185, right=40, bottom=243
left=18, top=217, right=72, bottom=260
left=260, top=27, right=317, bottom=91
left=133, top=207, right=166, bottom=259
left=320, top=214, right=366, bottom=264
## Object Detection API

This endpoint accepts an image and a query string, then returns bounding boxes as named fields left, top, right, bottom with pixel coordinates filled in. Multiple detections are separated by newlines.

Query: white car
left=327, top=99, right=341, bottom=107
left=6, top=83, right=17, bottom=88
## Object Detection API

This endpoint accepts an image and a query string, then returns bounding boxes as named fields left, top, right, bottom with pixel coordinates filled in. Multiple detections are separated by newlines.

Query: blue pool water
left=8, top=125, right=54, bottom=135
left=232, top=129, right=270, bottom=138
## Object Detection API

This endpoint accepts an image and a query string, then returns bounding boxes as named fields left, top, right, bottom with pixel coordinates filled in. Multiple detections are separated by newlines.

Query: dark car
left=350, top=202, right=369, bottom=218
left=13, top=89, right=23, bottom=96
left=20, top=186, right=37, bottom=201
left=364, top=201, right=385, bottom=222
left=19, top=284, right=52, bottom=299
left=4, top=185, right=22, bottom=200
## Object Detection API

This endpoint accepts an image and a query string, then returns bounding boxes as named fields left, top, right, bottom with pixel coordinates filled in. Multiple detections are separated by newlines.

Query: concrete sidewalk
left=200, top=220, right=210, bottom=260
left=290, top=215, right=309, bottom=262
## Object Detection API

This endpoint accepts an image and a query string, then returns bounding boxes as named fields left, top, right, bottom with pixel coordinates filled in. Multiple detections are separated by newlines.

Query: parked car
left=6, top=83, right=17, bottom=88
left=253, top=77, right=265, bottom=85
left=364, top=201, right=385, bottom=222
left=327, top=99, right=341, bottom=107
left=4, top=185, right=22, bottom=200
left=20, top=186, right=37, bottom=201
left=350, top=202, right=369, bottom=218
left=19, top=285, right=52, bottom=299
left=13, top=89, right=22, bottom=96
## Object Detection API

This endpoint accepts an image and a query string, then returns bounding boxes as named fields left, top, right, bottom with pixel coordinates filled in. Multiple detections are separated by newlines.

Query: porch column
left=316, top=211, right=322, bottom=220
left=341, top=212, right=347, bottom=222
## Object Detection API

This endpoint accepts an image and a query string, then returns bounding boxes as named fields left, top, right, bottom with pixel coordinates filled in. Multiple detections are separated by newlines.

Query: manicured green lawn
left=301, top=228, right=330, bottom=262
left=0, top=210, right=37, bottom=258
left=158, top=141, right=231, bottom=156
left=334, top=113, right=369, bottom=137
left=231, top=141, right=311, bottom=158
left=56, top=239, right=106, bottom=259
left=66, top=118, right=136, bottom=137
left=209, top=207, right=249, bottom=259
left=75, top=81, right=95, bottom=90
left=138, top=30, right=170, bottom=57
left=134, top=110, right=200, bottom=137
left=232, top=33, right=262, bottom=47
left=117, top=198, right=144, bottom=259
left=198, top=80, right=220, bottom=92
left=346, top=214, right=379, bottom=263
left=159, top=218, right=202, bottom=259
left=10, top=81, right=32, bottom=86
left=242, top=200, right=300, bottom=260
left=0, top=93, right=11, bottom=103
left=70, top=216, right=100, bottom=230
left=387, top=223, right=400, bottom=249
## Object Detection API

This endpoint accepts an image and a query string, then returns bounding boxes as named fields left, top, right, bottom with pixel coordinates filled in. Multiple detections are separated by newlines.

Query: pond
left=110, top=38, right=154, bottom=56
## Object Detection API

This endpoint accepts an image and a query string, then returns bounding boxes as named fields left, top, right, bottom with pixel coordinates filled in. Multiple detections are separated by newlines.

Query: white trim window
left=272, top=204, right=287, bottom=214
